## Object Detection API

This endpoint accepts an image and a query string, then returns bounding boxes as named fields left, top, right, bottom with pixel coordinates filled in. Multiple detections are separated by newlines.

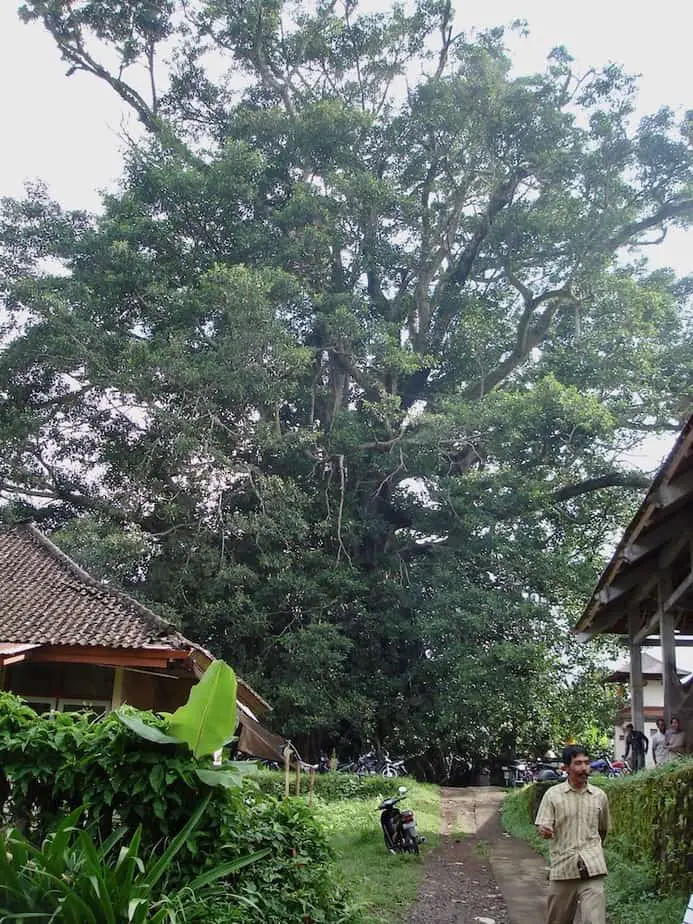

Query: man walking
left=623, top=723, right=648, bottom=771
left=535, top=745, right=610, bottom=924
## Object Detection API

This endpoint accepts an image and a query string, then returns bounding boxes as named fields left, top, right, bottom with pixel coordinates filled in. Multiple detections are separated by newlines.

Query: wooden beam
left=665, top=571, right=693, bottom=613
left=640, top=637, right=693, bottom=647
left=598, top=553, right=666, bottom=604
left=26, top=645, right=190, bottom=670
left=623, top=510, right=693, bottom=564
left=626, top=532, right=693, bottom=619
left=632, top=611, right=663, bottom=646
left=111, top=667, right=125, bottom=710
left=654, top=467, right=693, bottom=508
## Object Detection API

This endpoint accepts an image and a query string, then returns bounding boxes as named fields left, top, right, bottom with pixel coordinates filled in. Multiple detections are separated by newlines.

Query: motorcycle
left=381, top=753, right=408, bottom=778
left=510, top=761, right=534, bottom=786
left=590, top=755, right=631, bottom=778
left=377, top=786, right=424, bottom=855
left=532, top=761, right=566, bottom=782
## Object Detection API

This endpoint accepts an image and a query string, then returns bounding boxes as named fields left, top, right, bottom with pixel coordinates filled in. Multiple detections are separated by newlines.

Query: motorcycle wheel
left=381, top=765, right=398, bottom=778
left=403, top=833, right=420, bottom=855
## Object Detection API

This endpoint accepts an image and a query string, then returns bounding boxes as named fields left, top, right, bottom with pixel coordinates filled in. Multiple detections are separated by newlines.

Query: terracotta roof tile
left=0, top=525, right=190, bottom=650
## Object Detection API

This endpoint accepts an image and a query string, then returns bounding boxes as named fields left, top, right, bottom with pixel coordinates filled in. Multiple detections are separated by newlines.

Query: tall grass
left=315, top=781, right=441, bottom=923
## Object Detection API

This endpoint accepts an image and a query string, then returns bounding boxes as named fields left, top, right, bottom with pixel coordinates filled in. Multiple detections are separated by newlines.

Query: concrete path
left=408, top=787, right=549, bottom=924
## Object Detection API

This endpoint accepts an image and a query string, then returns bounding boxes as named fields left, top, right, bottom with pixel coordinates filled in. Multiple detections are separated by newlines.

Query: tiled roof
left=0, top=525, right=190, bottom=650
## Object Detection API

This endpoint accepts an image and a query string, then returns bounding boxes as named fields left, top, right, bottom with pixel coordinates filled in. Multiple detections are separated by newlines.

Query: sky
left=1, top=2, right=692, bottom=669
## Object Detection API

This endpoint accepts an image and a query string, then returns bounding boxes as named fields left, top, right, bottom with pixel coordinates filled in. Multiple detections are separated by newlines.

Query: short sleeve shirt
left=535, top=781, right=610, bottom=880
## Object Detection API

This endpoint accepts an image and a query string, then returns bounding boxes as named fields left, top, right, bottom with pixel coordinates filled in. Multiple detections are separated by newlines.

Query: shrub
left=0, top=693, right=361, bottom=924
left=254, top=768, right=405, bottom=803
left=601, top=759, right=693, bottom=894
left=0, top=797, right=268, bottom=923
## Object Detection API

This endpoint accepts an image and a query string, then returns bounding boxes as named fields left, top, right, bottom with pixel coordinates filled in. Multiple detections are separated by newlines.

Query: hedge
left=517, top=760, right=693, bottom=894
left=254, top=767, right=405, bottom=803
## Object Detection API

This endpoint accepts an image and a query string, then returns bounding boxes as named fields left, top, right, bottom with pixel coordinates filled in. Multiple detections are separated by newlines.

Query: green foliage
left=253, top=769, right=405, bottom=803
left=503, top=764, right=693, bottom=924
left=166, top=660, right=238, bottom=758
left=601, top=759, right=693, bottom=894
left=0, top=693, right=361, bottom=924
left=2, top=0, right=693, bottom=769
left=0, top=800, right=269, bottom=923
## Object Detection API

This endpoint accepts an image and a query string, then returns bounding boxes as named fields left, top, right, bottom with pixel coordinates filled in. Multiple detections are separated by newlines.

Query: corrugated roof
left=0, top=525, right=190, bottom=650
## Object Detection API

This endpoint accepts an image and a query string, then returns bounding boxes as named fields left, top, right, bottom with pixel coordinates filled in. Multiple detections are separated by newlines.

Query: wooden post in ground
left=284, top=743, right=292, bottom=799
left=628, top=614, right=645, bottom=734
left=295, top=761, right=302, bottom=796
left=308, top=768, right=316, bottom=806
left=659, top=574, right=679, bottom=726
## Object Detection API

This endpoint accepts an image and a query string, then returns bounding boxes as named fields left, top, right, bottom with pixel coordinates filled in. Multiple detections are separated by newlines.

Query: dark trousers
left=630, top=751, right=646, bottom=772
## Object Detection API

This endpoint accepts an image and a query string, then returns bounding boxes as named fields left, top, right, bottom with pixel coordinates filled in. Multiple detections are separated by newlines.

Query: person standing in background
left=665, top=716, right=686, bottom=761
left=651, top=718, right=667, bottom=766
left=623, top=723, right=648, bottom=772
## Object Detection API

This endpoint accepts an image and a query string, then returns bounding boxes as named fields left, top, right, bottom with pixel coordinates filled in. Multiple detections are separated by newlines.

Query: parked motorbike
left=532, top=761, right=566, bottom=782
left=343, top=750, right=408, bottom=777
left=510, top=761, right=534, bottom=786
left=590, top=755, right=631, bottom=778
left=381, top=753, right=408, bottom=778
left=377, top=786, right=424, bottom=855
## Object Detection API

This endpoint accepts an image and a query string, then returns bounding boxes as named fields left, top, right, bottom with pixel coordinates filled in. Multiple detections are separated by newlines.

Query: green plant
left=119, top=660, right=239, bottom=760
left=253, top=769, right=404, bottom=803
left=0, top=693, right=363, bottom=924
left=0, top=797, right=269, bottom=923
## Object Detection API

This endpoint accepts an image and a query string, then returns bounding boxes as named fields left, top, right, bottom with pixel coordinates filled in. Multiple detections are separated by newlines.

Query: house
left=0, top=524, right=270, bottom=726
left=575, top=412, right=693, bottom=748
left=605, top=652, right=688, bottom=766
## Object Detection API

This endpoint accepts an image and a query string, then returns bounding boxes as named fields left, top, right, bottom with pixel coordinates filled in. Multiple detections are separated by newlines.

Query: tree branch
left=553, top=471, right=651, bottom=503
left=463, top=276, right=574, bottom=400
left=450, top=170, right=528, bottom=288
left=608, top=199, right=693, bottom=250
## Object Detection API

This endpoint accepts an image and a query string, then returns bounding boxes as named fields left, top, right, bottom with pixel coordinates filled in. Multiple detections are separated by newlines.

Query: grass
left=315, top=780, right=441, bottom=923
left=502, top=787, right=689, bottom=924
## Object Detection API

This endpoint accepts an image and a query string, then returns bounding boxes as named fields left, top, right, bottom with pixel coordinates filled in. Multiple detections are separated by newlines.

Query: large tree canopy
left=1, top=0, right=691, bottom=769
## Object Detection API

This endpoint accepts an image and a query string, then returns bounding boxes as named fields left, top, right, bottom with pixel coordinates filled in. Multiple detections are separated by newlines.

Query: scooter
left=377, top=786, right=424, bottom=855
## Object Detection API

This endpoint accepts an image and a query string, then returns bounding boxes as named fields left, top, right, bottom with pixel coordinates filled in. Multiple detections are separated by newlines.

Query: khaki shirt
left=535, top=780, right=610, bottom=880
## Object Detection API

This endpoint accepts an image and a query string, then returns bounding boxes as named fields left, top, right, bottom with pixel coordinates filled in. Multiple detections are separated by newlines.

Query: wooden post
left=111, top=667, right=125, bottom=711
left=284, top=743, right=292, bottom=799
left=308, top=768, right=316, bottom=806
left=659, top=579, right=678, bottom=726
left=629, top=639, right=645, bottom=734
left=295, top=761, right=302, bottom=796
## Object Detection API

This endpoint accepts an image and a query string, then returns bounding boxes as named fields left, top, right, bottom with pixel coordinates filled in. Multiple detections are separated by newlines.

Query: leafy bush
left=0, top=693, right=361, bottom=924
left=254, top=768, right=404, bottom=803
left=0, top=797, right=268, bottom=923
left=601, top=759, right=693, bottom=894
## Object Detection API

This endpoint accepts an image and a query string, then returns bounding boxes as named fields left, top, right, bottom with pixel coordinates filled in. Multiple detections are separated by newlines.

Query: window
left=20, top=697, right=54, bottom=715
left=19, top=696, right=111, bottom=715
left=60, top=699, right=110, bottom=715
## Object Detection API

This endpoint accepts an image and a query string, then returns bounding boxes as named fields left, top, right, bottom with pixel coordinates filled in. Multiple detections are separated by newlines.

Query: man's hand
left=537, top=824, right=554, bottom=839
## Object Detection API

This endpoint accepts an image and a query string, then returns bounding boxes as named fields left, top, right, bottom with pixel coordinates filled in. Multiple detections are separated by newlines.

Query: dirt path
left=407, top=787, right=548, bottom=924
